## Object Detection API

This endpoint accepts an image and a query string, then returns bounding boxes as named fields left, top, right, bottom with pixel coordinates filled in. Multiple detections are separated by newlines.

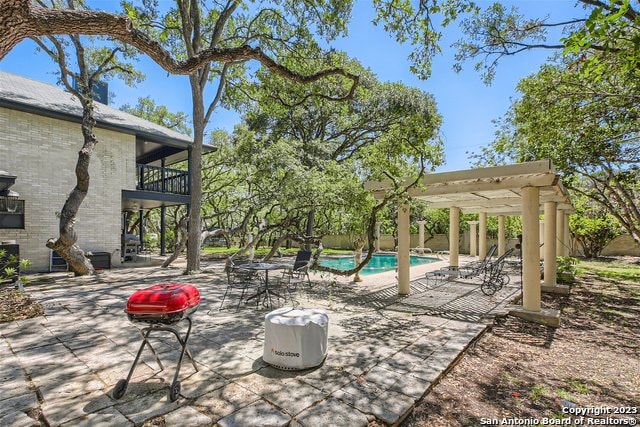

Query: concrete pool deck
left=0, top=256, right=521, bottom=426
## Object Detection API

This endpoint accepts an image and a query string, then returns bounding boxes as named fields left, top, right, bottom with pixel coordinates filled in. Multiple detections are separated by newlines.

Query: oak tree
left=33, top=0, right=143, bottom=275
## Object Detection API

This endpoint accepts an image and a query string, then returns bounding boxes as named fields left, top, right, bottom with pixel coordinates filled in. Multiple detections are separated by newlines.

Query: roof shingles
left=0, top=71, right=192, bottom=146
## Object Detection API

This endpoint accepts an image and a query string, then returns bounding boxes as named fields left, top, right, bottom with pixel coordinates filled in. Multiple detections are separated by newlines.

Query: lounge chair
left=425, top=244, right=498, bottom=286
left=480, top=248, right=515, bottom=295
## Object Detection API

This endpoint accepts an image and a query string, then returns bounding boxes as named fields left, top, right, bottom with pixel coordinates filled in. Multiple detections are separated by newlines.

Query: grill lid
left=125, top=283, right=201, bottom=315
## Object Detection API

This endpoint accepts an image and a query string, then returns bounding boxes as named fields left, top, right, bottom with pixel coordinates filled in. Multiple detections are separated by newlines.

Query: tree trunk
left=353, top=237, right=365, bottom=282
left=45, top=99, right=96, bottom=276
left=262, top=234, right=289, bottom=261
left=185, top=74, right=205, bottom=274
left=305, top=209, right=315, bottom=251
left=199, top=228, right=226, bottom=247
left=162, top=215, right=188, bottom=267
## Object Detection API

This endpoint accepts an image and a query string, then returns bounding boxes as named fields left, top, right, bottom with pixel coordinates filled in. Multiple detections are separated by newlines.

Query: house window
left=0, top=197, right=25, bottom=229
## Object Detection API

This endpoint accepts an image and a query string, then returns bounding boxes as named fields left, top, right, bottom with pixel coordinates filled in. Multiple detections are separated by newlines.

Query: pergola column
left=522, top=187, right=541, bottom=311
left=556, top=209, right=565, bottom=257
left=397, top=202, right=411, bottom=295
left=564, top=213, right=571, bottom=256
left=544, top=202, right=558, bottom=287
left=498, top=215, right=506, bottom=256
left=160, top=206, right=166, bottom=256
left=374, top=222, right=381, bottom=252
left=468, top=220, right=478, bottom=258
left=139, top=208, right=145, bottom=252
left=449, top=207, right=460, bottom=268
left=417, top=220, right=427, bottom=255
left=478, top=212, right=487, bottom=260
left=539, top=220, right=545, bottom=260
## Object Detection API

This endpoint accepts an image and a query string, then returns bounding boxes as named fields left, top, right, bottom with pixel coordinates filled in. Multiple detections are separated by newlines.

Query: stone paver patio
left=0, top=258, right=520, bottom=426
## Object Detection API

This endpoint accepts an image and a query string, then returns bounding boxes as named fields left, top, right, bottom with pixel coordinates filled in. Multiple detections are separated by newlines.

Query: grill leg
left=124, top=328, right=154, bottom=385
left=138, top=328, right=164, bottom=371
left=166, top=317, right=196, bottom=389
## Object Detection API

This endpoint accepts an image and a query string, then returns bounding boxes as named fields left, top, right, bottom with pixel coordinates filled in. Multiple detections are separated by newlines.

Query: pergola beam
left=423, top=193, right=569, bottom=209
left=461, top=204, right=574, bottom=215
left=364, top=160, right=556, bottom=193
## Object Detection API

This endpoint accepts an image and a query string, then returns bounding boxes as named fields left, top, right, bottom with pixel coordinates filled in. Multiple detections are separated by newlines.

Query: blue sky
left=0, top=0, right=580, bottom=172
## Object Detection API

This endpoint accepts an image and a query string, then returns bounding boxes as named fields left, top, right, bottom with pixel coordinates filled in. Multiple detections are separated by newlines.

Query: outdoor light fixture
left=0, top=170, right=20, bottom=213
left=0, top=191, right=20, bottom=213
left=0, top=170, right=24, bottom=228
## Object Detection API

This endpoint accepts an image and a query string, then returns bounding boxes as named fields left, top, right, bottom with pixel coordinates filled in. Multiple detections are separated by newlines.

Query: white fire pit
left=263, top=307, right=329, bottom=370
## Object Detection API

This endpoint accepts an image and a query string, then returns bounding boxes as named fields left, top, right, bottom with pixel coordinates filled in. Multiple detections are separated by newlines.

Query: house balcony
left=136, top=163, right=189, bottom=195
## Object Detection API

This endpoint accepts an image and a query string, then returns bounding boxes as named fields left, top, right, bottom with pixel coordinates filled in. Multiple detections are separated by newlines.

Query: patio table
left=241, top=262, right=292, bottom=308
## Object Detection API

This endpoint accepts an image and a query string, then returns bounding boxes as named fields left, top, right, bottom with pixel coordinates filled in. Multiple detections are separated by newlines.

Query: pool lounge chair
left=480, top=248, right=515, bottom=295
left=425, top=244, right=498, bottom=286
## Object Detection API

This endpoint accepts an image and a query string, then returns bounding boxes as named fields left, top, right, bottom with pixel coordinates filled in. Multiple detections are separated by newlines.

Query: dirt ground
left=402, top=271, right=640, bottom=427
left=0, top=286, right=43, bottom=322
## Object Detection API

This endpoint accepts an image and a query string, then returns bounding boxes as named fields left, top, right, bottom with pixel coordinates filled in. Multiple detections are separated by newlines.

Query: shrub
left=557, top=256, right=579, bottom=284
left=0, top=248, right=31, bottom=288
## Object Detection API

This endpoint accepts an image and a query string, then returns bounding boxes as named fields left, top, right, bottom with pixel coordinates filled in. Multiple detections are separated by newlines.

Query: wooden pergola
left=365, top=160, right=573, bottom=322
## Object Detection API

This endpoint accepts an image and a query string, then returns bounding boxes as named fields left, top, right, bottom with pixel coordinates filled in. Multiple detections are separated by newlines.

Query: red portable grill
left=112, top=283, right=201, bottom=402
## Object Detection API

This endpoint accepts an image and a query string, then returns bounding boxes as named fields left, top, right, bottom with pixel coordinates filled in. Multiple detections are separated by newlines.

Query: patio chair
left=425, top=244, right=498, bottom=286
left=293, top=249, right=312, bottom=269
left=218, top=261, right=262, bottom=312
left=281, top=250, right=313, bottom=297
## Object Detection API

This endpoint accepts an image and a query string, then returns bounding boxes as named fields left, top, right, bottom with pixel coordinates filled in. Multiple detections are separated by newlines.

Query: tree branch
left=1, top=0, right=359, bottom=100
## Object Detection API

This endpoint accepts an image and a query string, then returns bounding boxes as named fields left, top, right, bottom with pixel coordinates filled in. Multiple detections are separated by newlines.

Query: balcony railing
left=136, top=164, right=189, bottom=195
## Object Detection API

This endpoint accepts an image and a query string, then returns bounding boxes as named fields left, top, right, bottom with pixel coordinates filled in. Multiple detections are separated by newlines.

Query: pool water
left=317, top=253, right=438, bottom=276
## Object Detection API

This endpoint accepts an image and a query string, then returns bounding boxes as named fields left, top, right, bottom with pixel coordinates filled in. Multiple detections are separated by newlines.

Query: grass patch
left=578, top=260, right=640, bottom=282
left=0, top=287, right=44, bottom=322
left=567, top=379, right=590, bottom=394
left=202, top=246, right=299, bottom=256
left=530, top=384, right=548, bottom=402
left=202, top=246, right=354, bottom=256
left=555, top=388, right=572, bottom=400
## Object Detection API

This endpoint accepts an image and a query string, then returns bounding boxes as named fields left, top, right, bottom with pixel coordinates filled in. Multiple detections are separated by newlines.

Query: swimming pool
left=317, top=253, right=438, bottom=275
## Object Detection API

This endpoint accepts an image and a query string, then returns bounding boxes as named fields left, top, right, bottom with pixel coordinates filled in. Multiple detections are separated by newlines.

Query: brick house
left=0, top=71, right=203, bottom=272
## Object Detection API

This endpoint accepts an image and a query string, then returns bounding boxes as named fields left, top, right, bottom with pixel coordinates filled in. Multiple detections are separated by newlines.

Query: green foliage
left=120, top=97, right=191, bottom=136
left=121, top=0, right=362, bottom=270
left=411, top=206, right=449, bottom=236
left=453, top=2, right=552, bottom=84
left=449, top=1, right=640, bottom=87
left=557, top=256, right=579, bottom=283
left=0, top=249, right=31, bottom=285
left=486, top=215, right=521, bottom=239
left=579, top=260, right=640, bottom=283
left=457, top=1, right=640, bottom=248
left=471, top=60, right=640, bottom=248
left=570, top=195, right=623, bottom=258
left=563, top=0, right=640, bottom=84
left=567, top=379, right=590, bottom=395
left=530, top=384, right=548, bottom=403
left=197, top=56, right=443, bottom=258
left=373, top=0, right=478, bottom=79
